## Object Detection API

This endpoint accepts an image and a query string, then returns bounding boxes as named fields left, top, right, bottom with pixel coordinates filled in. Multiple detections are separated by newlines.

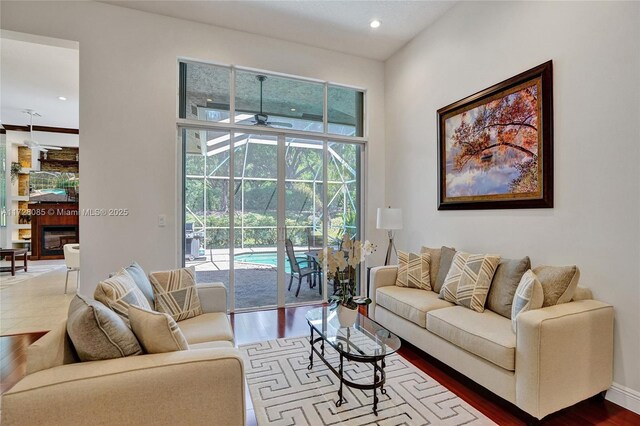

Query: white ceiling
left=0, top=32, right=79, bottom=129
left=104, top=0, right=456, bottom=61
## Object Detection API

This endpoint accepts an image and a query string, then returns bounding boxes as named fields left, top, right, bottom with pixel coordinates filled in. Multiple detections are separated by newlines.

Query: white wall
left=385, top=0, right=640, bottom=403
left=0, top=1, right=387, bottom=289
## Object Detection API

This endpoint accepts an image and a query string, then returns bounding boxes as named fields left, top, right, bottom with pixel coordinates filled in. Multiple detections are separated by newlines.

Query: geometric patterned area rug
left=240, top=337, right=496, bottom=425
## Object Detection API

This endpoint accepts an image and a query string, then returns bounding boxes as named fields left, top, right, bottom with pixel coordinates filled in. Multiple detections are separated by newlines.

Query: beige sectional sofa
left=1, top=283, right=245, bottom=426
left=369, top=265, right=614, bottom=420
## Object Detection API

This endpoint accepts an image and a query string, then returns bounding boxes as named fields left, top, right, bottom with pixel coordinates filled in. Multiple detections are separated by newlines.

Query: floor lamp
left=376, top=207, right=403, bottom=266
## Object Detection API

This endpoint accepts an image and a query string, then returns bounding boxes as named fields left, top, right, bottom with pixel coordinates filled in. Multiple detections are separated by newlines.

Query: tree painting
left=444, top=81, right=541, bottom=199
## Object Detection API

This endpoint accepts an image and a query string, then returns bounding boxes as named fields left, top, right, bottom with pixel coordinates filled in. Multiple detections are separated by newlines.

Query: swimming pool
left=235, top=252, right=295, bottom=273
left=35, top=188, right=67, bottom=195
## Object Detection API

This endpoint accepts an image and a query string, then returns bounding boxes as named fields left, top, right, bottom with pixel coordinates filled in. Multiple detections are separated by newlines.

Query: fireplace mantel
left=28, top=203, right=79, bottom=260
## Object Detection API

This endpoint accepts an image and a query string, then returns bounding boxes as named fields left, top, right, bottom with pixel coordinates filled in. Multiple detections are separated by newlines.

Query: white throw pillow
left=511, top=269, right=544, bottom=333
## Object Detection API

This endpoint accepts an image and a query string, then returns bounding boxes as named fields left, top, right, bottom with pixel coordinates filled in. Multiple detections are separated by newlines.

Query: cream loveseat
left=1, top=283, right=245, bottom=426
left=369, top=265, right=614, bottom=420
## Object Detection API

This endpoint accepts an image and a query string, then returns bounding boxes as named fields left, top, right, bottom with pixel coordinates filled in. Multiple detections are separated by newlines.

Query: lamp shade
left=376, top=207, right=403, bottom=230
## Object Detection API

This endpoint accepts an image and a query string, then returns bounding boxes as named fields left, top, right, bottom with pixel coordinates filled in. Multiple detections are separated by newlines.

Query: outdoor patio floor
left=195, top=268, right=323, bottom=309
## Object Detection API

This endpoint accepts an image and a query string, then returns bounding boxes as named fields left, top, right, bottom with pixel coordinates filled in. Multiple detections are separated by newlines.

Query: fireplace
left=28, top=203, right=79, bottom=260
left=41, top=225, right=79, bottom=256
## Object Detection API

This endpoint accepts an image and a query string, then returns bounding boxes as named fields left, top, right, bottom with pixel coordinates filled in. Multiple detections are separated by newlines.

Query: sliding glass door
left=233, top=133, right=279, bottom=310
left=183, top=129, right=231, bottom=294
left=284, top=138, right=324, bottom=305
left=183, top=131, right=362, bottom=312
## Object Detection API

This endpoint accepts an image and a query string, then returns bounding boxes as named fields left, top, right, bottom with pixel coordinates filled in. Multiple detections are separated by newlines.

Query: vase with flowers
left=317, top=234, right=375, bottom=327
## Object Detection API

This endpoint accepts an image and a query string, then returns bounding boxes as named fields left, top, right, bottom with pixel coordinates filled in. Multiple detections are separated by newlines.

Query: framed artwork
left=437, top=61, right=553, bottom=210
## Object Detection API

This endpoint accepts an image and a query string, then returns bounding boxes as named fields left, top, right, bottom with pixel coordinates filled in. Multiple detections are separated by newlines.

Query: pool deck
left=188, top=247, right=325, bottom=309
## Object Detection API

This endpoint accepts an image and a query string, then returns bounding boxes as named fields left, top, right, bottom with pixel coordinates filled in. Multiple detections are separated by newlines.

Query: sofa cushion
left=376, top=286, right=453, bottom=328
left=149, top=267, right=203, bottom=321
left=129, top=305, right=189, bottom=353
left=177, top=312, right=234, bottom=345
left=189, top=341, right=234, bottom=350
left=511, top=270, right=544, bottom=333
left=125, top=261, right=155, bottom=307
left=67, top=294, right=142, bottom=362
left=395, top=251, right=431, bottom=290
left=94, top=269, right=152, bottom=326
left=533, top=265, right=580, bottom=307
left=487, top=256, right=531, bottom=318
left=434, top=246, right=456, bottom=293
left=427, top=306, right=516, bottom=371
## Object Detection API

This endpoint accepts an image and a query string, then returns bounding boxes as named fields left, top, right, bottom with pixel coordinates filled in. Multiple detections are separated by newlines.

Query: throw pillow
left=532, top=265, right=580, bottom=307
left=94, top=269, right=152, bottom=326
left=395, top=251, right=431, bottom=290
left=149, top=267, right=202, bottom=321
left=511, top=270, right=544, bottom=332
left=67, top=294, right=142, bottom=362
left=440, top=252, right=501, bottom=312
left=129, top=305, right=189, bottom=353
left=434, top=246, right=456, bottom=293
left=420, top=246, right=441, bottom=291
left=125, top=262, right=155, bottom=307
left=486, top=256, right=531, bottom=318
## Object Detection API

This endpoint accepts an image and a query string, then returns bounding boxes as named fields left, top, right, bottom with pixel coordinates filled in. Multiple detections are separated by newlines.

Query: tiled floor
left=0, top=260, right=73, bottom=335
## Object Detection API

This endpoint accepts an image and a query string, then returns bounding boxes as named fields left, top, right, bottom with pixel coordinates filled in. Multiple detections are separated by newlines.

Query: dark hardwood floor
left=2, top=306, right=638, bottom=426
left=0, top=331, right=47, bottom=394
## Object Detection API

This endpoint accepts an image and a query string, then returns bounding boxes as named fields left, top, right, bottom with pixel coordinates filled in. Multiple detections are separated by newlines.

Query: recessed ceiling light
left=290, top=108, right=296, bottom=112
left=370, top=20, right=381, bottom=29
left=206, top=98, right=213, bottom=102
left=58, top=96, right=67, bottom=101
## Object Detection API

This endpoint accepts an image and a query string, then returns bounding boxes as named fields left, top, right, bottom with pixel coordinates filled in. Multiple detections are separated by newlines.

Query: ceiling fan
left=22, top=110, right=62, bottom=151
left=251, top=75, right=293, bottom=128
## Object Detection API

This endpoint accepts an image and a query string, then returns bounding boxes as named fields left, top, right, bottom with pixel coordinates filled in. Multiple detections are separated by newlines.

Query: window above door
left=178, top=60, right=365, bottom=138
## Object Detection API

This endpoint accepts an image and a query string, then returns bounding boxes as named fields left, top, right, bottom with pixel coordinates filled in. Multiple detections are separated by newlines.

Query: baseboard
left=606, top=382, right=640, bottom=415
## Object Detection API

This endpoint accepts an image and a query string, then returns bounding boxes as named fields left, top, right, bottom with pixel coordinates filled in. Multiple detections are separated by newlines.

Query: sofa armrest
left=2, top=348, right=245, bottom=426
left=369, top=266, right=398, bottom=317
left=197, top=282, right=227, bottom=313
left=26, top=321, right=77, bottom=375
left=515, top=300, right=614, bottom=419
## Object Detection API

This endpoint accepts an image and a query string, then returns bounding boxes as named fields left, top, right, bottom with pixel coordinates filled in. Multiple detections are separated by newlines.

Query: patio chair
left=286, top=238, right=320, bottom=297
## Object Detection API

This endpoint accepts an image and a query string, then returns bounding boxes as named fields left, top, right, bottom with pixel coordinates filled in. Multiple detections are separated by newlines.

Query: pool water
left=40, top=189, right=67, bottom=195
left=235, top=252, right=294, bottom=273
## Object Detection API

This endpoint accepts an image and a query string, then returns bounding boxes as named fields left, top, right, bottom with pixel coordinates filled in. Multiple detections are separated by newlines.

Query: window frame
left=177, top=59, right=368, bottom=142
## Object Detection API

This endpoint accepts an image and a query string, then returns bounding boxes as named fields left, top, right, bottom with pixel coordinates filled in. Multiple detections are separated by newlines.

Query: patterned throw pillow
left=94, top=269, right=152, bottom=326
left=129, top=305, right=189, bottom=353
left=532, top=265, right=580, bottom=307
left=440, top=252, right=501, bottom=312
left=149, top=267, right=202, bottom=321
left=395, top=251, right=431, bottom=290
left=511, top=270, right=544, bottom=332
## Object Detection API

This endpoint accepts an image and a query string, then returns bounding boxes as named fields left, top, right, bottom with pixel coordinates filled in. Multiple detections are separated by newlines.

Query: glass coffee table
left=305, top=306, right=401, bottom=415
